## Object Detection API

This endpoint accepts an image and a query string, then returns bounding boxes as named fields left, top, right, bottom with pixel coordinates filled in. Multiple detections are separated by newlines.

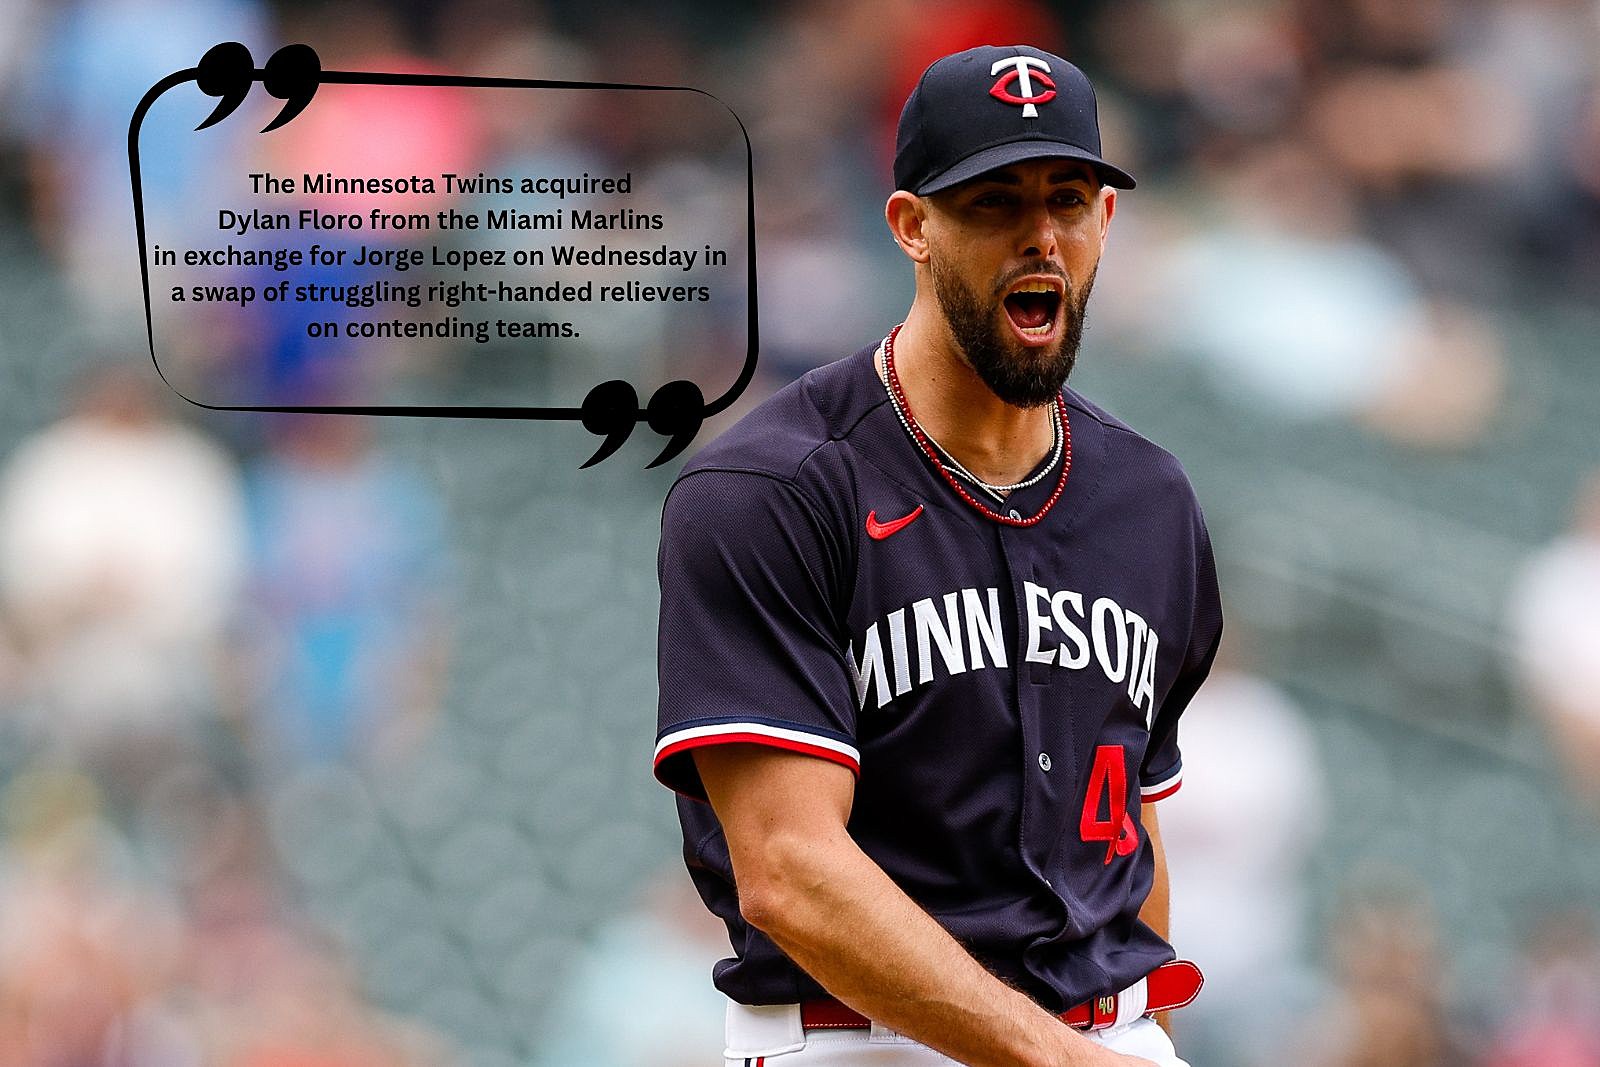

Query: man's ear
left=1098, top=187, right=1117, bottom=248
left=886, top=190, right=931, bottom=264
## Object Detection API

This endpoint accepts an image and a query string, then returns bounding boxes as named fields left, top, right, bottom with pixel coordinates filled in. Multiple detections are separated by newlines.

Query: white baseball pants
left=723, top=1000, right=1191, bottom=1066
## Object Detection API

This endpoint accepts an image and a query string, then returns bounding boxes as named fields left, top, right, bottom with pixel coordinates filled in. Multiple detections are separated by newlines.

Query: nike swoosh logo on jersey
left=865, top=505, right=924, bottom=540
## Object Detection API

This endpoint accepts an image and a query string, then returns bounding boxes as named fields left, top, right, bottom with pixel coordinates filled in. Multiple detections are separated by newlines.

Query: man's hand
left=696, top=743, right=1161, bottom=1067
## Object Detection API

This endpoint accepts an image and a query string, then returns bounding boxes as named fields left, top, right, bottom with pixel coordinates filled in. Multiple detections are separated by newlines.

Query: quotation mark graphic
left=129, top=42, right=759, bottom=469
left=195, top=41, right=321, bottom=133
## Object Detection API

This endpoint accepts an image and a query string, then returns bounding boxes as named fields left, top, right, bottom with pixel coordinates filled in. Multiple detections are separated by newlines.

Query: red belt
left=799, top=959, right=1203, bottom=1034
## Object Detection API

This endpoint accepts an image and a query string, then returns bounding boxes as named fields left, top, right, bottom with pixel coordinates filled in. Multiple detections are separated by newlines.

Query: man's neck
left=881, top=303, right=1057, bottom=488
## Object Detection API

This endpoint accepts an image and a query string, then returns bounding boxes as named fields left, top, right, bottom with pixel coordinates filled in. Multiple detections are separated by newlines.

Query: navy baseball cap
left=894, top=44, right=1135, bottom=195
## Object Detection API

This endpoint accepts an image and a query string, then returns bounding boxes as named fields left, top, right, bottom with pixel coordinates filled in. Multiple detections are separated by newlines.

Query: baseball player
left=655, top=44, right=1223, bottom=1067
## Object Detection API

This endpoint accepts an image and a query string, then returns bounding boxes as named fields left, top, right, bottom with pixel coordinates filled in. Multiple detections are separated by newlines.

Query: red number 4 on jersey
left=1080, top=745, right=1140, bottom=865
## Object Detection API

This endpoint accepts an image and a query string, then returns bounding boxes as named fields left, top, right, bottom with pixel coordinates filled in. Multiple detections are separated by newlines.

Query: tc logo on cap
left=989, top=56, right=1055, bottom=118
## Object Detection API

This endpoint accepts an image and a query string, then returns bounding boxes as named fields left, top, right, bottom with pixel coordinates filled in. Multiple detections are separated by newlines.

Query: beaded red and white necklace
left=879, top=322, right=1072, bottom=528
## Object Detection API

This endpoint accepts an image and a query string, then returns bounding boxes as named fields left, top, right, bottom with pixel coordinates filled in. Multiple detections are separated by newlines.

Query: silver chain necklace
left=875, top=340, right=1063, bottom=503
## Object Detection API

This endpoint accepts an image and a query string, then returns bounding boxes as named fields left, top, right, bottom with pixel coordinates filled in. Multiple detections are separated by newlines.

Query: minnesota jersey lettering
left=848, top=583, right=1161, bottom=720
left=849, top=587, right=1006, bottom=709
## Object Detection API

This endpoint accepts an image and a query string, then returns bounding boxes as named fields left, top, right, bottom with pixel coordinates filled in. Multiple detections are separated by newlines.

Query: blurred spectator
left=532, top=865, right=730, bottom=1067
left=0, top=366, right=246, bottom=813
left=239, top=415, right=450, bottom=771
left=1090, top=0, right=1191, bottom=176
left=0, top=762, right=451, bottom=1067
left=218, top=933, right=445, bottom=1067
left=1303, top=62, right=1528, bottom=303
left=263, top=3, right=483, bottom=213
left=1295, top=878, right=1470, bottom=1067
left=1507, top=470, right=1600, bottom=813
left=1305, top=65, right=1522, bottom=191
left=748, top=114, right=904, bottom=383
left=1486, top=909, right=1600, bottom=1067
left=1299, top=0, right=1455, bottom=66
left=1142, top=140, right=1503, bottom=446
left=1556, top=83, right=1600, bottom=296
left=1177, top=8, right=1304, bottom=143
left=234, top=3, right=485, bottom=408
left=1461, top=0, right=1595, bottom=273
left=0, top=767, right=198, bottom=1067
left=0, top=1, right=42, bottom=129
left=18, top=0, right=270, bottom=336
left=1160, top=648, right=1327, bottom=1067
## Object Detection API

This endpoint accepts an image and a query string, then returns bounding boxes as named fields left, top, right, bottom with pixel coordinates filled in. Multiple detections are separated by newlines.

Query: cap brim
left=914, top=140, right=1136, bottom=194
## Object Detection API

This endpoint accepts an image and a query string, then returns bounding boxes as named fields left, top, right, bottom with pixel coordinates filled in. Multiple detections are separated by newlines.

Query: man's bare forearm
left=1136, top=804, right=1171, bottom=1036
left=696, top=746, right=1151, bottom=1067
left=740, top=822, right=1138, bottom=1067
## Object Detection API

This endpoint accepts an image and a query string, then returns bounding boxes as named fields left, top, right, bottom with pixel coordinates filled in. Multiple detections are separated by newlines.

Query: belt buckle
left=1090, top=993, right=1118, bottom=1031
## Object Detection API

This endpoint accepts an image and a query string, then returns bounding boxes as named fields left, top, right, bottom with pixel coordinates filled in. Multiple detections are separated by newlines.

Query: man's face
left=922, top=160, right=1112, bottom=407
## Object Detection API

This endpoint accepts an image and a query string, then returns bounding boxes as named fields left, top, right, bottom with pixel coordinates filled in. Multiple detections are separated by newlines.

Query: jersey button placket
left=1038, top=751, right=1052, bottom=772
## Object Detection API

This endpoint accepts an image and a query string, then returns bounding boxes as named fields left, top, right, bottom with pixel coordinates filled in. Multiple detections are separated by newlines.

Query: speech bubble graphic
left=129, top=42, right=759, bottom=468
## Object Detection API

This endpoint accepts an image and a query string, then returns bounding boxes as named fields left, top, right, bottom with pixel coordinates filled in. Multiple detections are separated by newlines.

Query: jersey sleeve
left=654, top=468, right=861, bottom=802
left=1139, top=504, right=1223, bottom=803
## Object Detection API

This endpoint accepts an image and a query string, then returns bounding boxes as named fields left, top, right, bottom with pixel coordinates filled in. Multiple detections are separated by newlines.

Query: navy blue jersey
left=654, top=342, right=1223, bottom=1011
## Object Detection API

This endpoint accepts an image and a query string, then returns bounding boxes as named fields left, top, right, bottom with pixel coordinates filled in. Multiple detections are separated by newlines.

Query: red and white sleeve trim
left=1140, top=768, right=1183, bottom=802
left=653, top=722, right=862, bottom=776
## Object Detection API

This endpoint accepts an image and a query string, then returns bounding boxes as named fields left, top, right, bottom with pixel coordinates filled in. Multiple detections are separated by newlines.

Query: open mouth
left=1002, top=280, right=1063, bottom=342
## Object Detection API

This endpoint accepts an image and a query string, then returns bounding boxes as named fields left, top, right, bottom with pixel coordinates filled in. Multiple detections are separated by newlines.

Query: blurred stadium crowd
left=1, top=0, right=1600, bottom=1065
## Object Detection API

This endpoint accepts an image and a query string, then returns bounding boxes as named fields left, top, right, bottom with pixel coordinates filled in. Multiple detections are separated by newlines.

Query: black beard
left=930, top=257, right=1094, bottom=408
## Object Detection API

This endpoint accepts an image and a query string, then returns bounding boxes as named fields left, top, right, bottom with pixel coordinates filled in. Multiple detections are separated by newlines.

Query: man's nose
left=1018, top=199, right=1058, bottom=260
